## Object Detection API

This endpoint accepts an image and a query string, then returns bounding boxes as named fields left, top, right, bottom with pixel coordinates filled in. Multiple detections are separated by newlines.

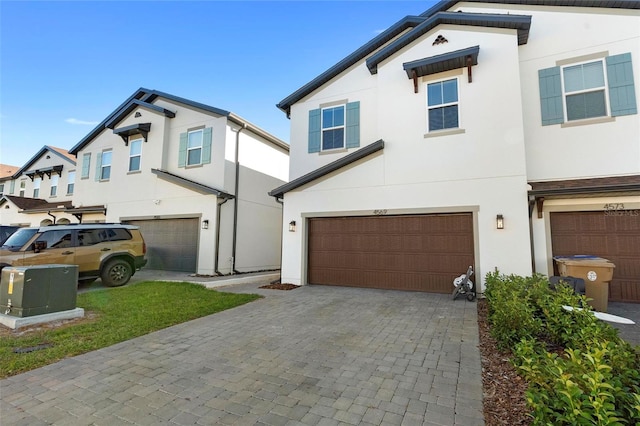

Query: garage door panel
left=551, top=211, right=640, bottom=303
left=308, top=214, right=474, bottom=293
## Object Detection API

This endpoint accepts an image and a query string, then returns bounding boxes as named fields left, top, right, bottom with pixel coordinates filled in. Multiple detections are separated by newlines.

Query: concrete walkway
left=1, top=276, right=484, bottom=426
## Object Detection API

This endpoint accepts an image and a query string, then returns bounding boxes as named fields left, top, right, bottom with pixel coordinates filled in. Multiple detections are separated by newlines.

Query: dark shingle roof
left=1, top=195, right=73, bottom=211
left=276, top=0, right=640, bottom=116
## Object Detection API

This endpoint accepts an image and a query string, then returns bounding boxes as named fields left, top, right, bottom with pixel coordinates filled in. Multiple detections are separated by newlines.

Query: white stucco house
left=270, top=0, right=640, bottom=302
left=67, top=88, right=289, bottom=275
left=0, top=146, right=78, bottom=226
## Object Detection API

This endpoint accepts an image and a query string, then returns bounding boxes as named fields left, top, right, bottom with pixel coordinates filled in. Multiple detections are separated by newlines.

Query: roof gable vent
left=433, top=34, right=448, bottom=45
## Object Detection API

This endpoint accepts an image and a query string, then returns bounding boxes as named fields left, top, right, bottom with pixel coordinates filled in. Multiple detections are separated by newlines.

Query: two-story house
left=0, top=146, right=77, bottom=226
left=68, top=88, right=289, bottom=275
left=270, top=1, right=640, bottom=302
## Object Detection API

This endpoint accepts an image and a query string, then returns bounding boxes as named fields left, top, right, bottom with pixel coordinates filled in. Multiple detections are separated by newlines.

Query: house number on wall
left=373, top=209, right=387, bottom=215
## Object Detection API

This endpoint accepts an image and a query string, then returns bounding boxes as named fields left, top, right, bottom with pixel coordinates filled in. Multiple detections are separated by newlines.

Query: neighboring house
left=68, top=88, right=289, bottom=275
left=270, top=1, right=640, bottom=302
left=0, top=146, right=77, bottom=226
left=0, top=164, right=19, bottom=198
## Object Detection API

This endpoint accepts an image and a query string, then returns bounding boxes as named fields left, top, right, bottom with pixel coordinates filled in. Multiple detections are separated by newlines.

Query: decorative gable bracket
left=403, top=45, right=480, bottom=93
left=113, top=123, right=152, bottom=145
left=25, top=165, right=64, bottom=181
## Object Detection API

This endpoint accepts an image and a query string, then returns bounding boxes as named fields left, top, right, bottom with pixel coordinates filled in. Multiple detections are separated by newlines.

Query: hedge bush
left=484, top=271, right=640, bottom=425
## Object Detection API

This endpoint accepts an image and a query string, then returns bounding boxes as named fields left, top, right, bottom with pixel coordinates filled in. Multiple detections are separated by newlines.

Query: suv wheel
left=101, top=259, right=132, bottom=287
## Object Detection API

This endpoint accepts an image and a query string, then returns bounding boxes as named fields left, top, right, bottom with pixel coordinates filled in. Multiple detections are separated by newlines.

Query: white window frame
left=100, top=150, right=112, bottom=181
left=81, top=153, right=91, bottom=179
left=426, top=77, right=461, bottom=133
left=50, top=174, right=59, bottom=196
left=33, top=177, right=41, bottom=198
left=560, top=58, right=610, bottom=122
left=321, top=104, right=346, bottom=151
left=187, top=129, right=203, bottom=166
left=129, top=138, right=143, bottom=172
left=19, top=180, right=26, bottom=197
left=67, top=171, right=75, bottom=195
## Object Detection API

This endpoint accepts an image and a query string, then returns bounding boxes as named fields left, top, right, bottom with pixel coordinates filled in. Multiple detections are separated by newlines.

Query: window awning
left=403, top=46, right=480, bottom=92
left=24, top=165, right=64, bottom=181
left=113, top=123, right=151, bottom=145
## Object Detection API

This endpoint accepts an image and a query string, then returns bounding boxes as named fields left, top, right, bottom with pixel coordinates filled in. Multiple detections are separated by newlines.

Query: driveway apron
left=1, top=283, right=484, bottom=426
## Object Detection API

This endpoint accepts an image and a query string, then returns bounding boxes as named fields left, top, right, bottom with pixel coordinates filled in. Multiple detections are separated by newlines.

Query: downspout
left=214, top=198, right=230, bottom=276
left=528, top=197, right=536, bottom=274
left=273, top=197, right=284, bottom=284
left=47, top=211, right=57, bottom=225
left=231, top=123, right=247, bottom=274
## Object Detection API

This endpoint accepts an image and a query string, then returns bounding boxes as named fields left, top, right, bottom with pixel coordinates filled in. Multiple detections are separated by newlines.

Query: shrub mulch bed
left=259, top=283, right=300, bottom=290
left=477, top=298, right=532, bottom=425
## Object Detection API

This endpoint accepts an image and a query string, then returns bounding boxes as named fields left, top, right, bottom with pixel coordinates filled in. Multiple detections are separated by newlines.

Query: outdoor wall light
left=202, top=219, right=209, bottom=230
left=496, top=214, right=504, bottom=230
left=289, top=220, right=296, bottom=232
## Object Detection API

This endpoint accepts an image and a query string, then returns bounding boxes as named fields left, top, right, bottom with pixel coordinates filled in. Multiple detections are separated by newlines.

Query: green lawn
left=0, top=281, right=261, bottom=378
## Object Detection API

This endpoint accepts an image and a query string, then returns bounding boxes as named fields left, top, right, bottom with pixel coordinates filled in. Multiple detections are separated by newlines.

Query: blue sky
left=1, top=1, right=438, bottom=167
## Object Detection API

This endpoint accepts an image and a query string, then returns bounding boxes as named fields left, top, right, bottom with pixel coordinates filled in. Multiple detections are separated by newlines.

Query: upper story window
left=67, top=171, right=75, bottom=195
left=308, top=101, right=360, bottom=154
left=33, top=177, right=41, bottom=198
left=98, top=150, right=112, bottom=181
left=81, top=153, right=91, bottom=179
left=19, top=180, right=26, bottom=197
left=178, top=127, right=212, bottom=167
left=187, top=130, right=203, bottom=165
left=539, top=52, right=637, bottom=126
left=562, top=60, right=607, bottom=121
left=321, top=105, right=345, bottom=150
left=427, top=78, right=459, bottom=131
left=129, top=139, right=142, bottom=172
left=0, top=183, right=4, bottom=195
left=50, top=175, right=59, bottom=196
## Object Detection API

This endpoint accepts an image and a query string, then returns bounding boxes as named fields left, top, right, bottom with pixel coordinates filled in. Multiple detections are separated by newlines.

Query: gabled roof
left=151, top=169, right=235, bottom=199
left=0, top=164, right=19, bottom=181
left=70, top=88, right=288, bottom=155
left=0, top=195, right=73, bottom=212
left=276, top=0, right=640, bottom=116
left=269, top=140, right=384, bottom=199
left=14, top=146, right=76, bottom=178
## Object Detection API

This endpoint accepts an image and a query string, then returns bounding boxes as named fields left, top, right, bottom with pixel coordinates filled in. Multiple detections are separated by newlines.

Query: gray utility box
left=0, top=265, right=79, bottom=317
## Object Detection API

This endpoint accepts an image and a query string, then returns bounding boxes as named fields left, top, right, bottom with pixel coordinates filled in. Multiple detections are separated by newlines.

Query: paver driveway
left=1, top=282, right=484, bottom=426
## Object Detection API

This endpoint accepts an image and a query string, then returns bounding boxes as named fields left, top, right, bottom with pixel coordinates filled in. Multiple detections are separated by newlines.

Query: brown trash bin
left=553, top=256, right=616, bottom=312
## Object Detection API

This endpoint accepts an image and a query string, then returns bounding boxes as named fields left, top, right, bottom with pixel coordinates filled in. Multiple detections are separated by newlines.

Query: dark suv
left=0, top=223, right=147, bottom=287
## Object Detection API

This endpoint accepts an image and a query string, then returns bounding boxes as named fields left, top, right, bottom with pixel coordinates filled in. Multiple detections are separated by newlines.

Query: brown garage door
left=550, top=211, right=640, bottom=303
left=125, top=218, right=199, bottom=272
left=308, top=213, right=474, bottom=293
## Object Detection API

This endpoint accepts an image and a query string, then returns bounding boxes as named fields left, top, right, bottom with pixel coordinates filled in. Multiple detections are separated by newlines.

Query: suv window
left=78, top=229, right=107, bottom=246
left=34, top=230, right=73, bottom=250
left=108, top=228, right=133, bottom=241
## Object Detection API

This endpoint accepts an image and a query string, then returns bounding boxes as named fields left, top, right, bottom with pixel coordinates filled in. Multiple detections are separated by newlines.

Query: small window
left=67, top=171, right=75, bottom=195
left=427, top=78, right=459, bottom=131
left=187, top=130, right=203, bottom=166
left=33, top=177, right=41, bottom=198
left=19, top=180, right=25, bottom=197
left=129, top=139, right=142, bottom=172
left=562, top=60, right=607, bottom=121
left=50, top=175, right=59, bottom=196
left=0, top=183, right=4, bottom=195
left=81, top=153, right=91, bottom=179
left=100, top=151, right=112, bottom=180
left=321, top=105, right=345, bottom=150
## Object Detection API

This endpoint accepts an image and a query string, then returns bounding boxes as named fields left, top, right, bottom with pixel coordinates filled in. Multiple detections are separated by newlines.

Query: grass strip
left=0, top=281, right=261, bottom=378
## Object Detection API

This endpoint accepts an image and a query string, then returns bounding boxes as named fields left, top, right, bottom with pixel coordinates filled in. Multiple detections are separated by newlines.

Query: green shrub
left=486, top=271, right=640, bottom=425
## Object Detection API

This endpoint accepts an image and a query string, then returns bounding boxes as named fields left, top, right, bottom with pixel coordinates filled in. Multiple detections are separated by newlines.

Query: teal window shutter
left=95, top=152, right=103, bottom=181
left=308, top=109, right=321, bottom=153
left=202, top=127, right=212, bottom=164
left=606, top=53, right=637, bottom=117
left=178, top=132, right=188, bottom=167
left=81, top=153, right=91, bottom=179
left=9, top=180, right=15, bottom=194
left=345, top=101, right=360, bottom=148
left=538, top=67, right=564, bottom=125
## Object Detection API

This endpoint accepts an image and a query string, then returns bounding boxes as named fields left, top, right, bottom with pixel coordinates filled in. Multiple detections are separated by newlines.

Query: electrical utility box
left=0, top=265, right=79, bottom=317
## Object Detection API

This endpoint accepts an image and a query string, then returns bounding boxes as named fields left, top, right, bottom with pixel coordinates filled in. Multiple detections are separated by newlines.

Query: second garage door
left=550, top=211, right=640, bottom=303
left=308, top=213, right=474, bottom=293
left=126, top=218, right=199, bottom=272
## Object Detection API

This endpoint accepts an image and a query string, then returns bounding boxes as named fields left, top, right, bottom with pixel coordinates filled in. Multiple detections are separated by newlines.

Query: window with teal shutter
left=308, top=109, right=321, bottom=153
left=538, top=52, right=636, bottom=125
left=606, top=53, right=637, bottom=117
